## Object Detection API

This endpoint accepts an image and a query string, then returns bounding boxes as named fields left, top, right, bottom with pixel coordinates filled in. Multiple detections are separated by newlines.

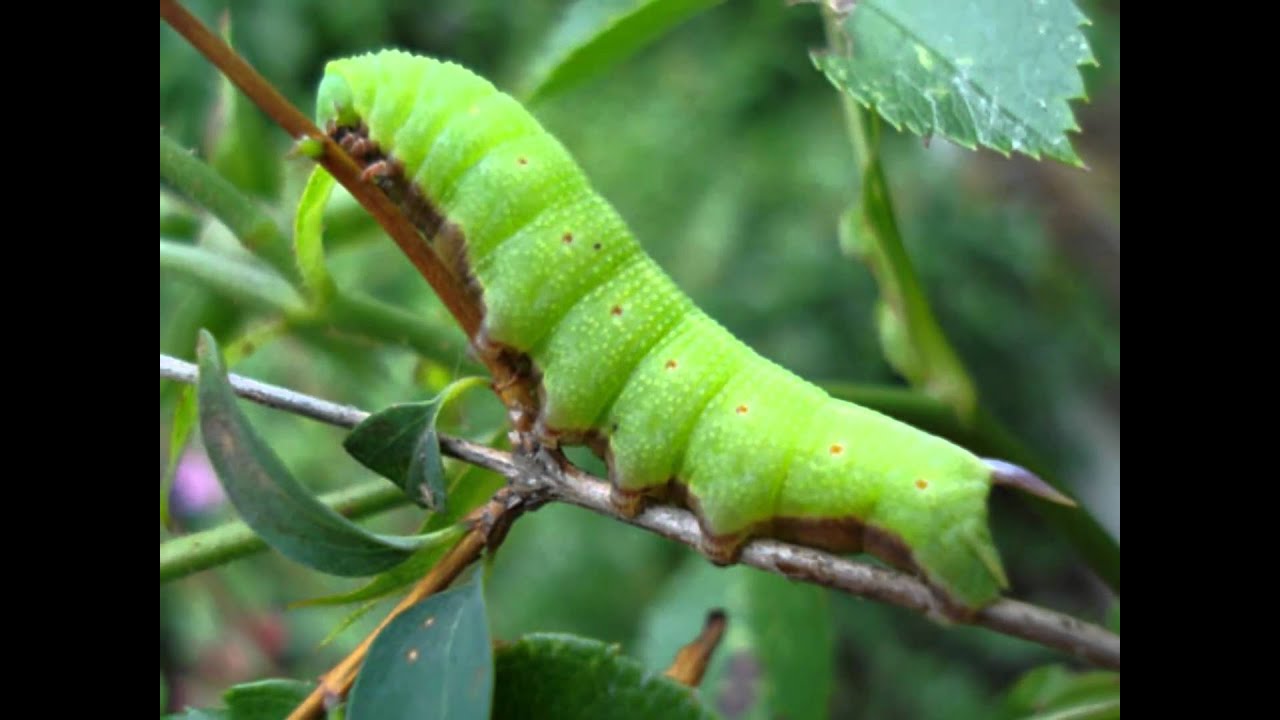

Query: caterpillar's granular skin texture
left=316, top=51, right=1013, bottom=612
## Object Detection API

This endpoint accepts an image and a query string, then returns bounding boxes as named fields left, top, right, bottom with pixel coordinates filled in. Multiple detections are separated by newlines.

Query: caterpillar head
left=316, top=63, right=360, bottom=129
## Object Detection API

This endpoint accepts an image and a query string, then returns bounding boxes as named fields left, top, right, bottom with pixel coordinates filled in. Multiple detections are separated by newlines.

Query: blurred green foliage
left=161, top=1, right=1118, bottom=716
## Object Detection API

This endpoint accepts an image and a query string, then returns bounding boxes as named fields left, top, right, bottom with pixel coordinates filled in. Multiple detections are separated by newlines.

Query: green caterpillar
left=313, top=50, right=1074, bottom=614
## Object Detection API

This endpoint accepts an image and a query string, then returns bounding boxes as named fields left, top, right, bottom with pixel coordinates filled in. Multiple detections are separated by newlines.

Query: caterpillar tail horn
left=983, top=459, right=1078, bottom=507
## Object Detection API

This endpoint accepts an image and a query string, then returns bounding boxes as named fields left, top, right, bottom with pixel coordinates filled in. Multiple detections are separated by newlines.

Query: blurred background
left=160, top=1, right=1119, bottom=716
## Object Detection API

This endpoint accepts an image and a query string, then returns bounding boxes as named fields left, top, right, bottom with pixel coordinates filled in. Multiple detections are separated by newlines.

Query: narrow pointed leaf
left=294, top=167, right=338, bottom=304
left=206, top=13, right=281, bottom=198
left=291, top=523, right=467, bottom=609
left=196, top=330, right=445, bottom=576
left=161, top=240, right=306, bottom=316
left=164, top=321, right=287, bottom=529
left=523, top=0, right=724, bottom=102
left=295, top=459, right=502, bottom=608
left=223, top=679, right=314, bottom=720
left=159, top=130, right=296, bottom=281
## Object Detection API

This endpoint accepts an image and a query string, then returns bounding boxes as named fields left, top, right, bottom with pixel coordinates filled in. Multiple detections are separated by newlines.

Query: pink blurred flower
left=172, top=447, right=226, bottom=515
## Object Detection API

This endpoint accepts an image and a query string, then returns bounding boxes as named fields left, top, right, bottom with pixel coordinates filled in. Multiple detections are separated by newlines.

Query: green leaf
left=161, top=679, right=314, bottom=720
left=343, top=401, right=444, bottom=509
left=161, top=478, right=412, bottom=583
left=347, top=575, right=492, bottom=720
left=343, top=378, right=489, bottom=511
left=223, top=678, right=314, bottom=720
left=206, top=12, right=281, bottom=198
left=159, top=130, right=297, bottom=282
left=493, top=634, right=713, bottom=720
left=295, top=455, right=505, bottom=608
left=161, top=240, right=307, bottom=316
left=523, top=0, right=724, bottom=102
left=636, top=558, right=834, bottom=720
left=296, top=534, right=457, bottom=610
left=195, top=330, right=457, bottom=576
left=835, top=107, right=978, bottom=419
left=317, top=599, right=383, bottom=649
left=1001, top=665, right=1120, bottom=720
left=874, top=298, right=922, bottom=383
left=813, top=0, right=1094, bottom=165
left=294, top=167, right=339, bottom=305
left=164, top=321, right=288, bottom=529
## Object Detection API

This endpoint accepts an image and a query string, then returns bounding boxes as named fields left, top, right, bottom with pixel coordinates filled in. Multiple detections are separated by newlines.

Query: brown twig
left=159, top=355, right=1121, bottom=671
left=664, top=610, right=728, bottom=687
left=159, top=0, right=481, bottom=338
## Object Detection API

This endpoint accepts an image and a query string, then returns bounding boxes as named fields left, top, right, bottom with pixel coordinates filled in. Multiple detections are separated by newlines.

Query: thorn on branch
left=664, top=609, right=729, bottom=687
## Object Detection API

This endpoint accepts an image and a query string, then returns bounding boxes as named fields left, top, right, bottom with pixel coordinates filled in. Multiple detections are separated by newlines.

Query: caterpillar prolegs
left=314, top=51, right=1074, bottom=613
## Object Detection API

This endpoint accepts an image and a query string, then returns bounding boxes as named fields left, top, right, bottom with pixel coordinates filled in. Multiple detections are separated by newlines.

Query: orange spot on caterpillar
left=423, top=616, right=435, bottom=628
left=829, top=444, right=844, bottom=455
left=562, top=232, right=574, bottom=244
left=517, top=157, right=528, bottom=165
left=736, top=404, right=749, bottom=415
left=665, top=359, right=678, bottom=370
left=610, top=305, right=623, bottom=316
left=407, top=649, right=419, bottom=662
left=915, top=479, right=929, bottom=490
left=592, top=242, right=602, bottom=250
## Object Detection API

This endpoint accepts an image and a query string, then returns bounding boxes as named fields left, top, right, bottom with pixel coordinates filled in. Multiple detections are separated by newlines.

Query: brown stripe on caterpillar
left=475, top=327, right=543, bottom=433
left=602, top=470, right=968, bottom=614
left=326, top=121, right=449, bottom=243
left=327, top=119, right=547, bottom=430
left=325, top=120, right=475, bottom=294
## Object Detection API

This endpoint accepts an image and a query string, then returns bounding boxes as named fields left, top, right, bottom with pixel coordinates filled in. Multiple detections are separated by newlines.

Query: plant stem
left=160, top=479, right=409, bottom=583
left=160, top=239, right=307, bottom=315
left=159, top=129, right=300, bottom=284
left=821, top=8, right=977, bottom=419
left=160, top=240, right=468, bottom=364
left=327, top=290, right=467, bottom=365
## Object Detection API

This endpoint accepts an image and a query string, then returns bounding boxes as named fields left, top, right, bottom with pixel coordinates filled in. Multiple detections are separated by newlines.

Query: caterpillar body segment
left=314, top=50, right=1066, bottom=613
